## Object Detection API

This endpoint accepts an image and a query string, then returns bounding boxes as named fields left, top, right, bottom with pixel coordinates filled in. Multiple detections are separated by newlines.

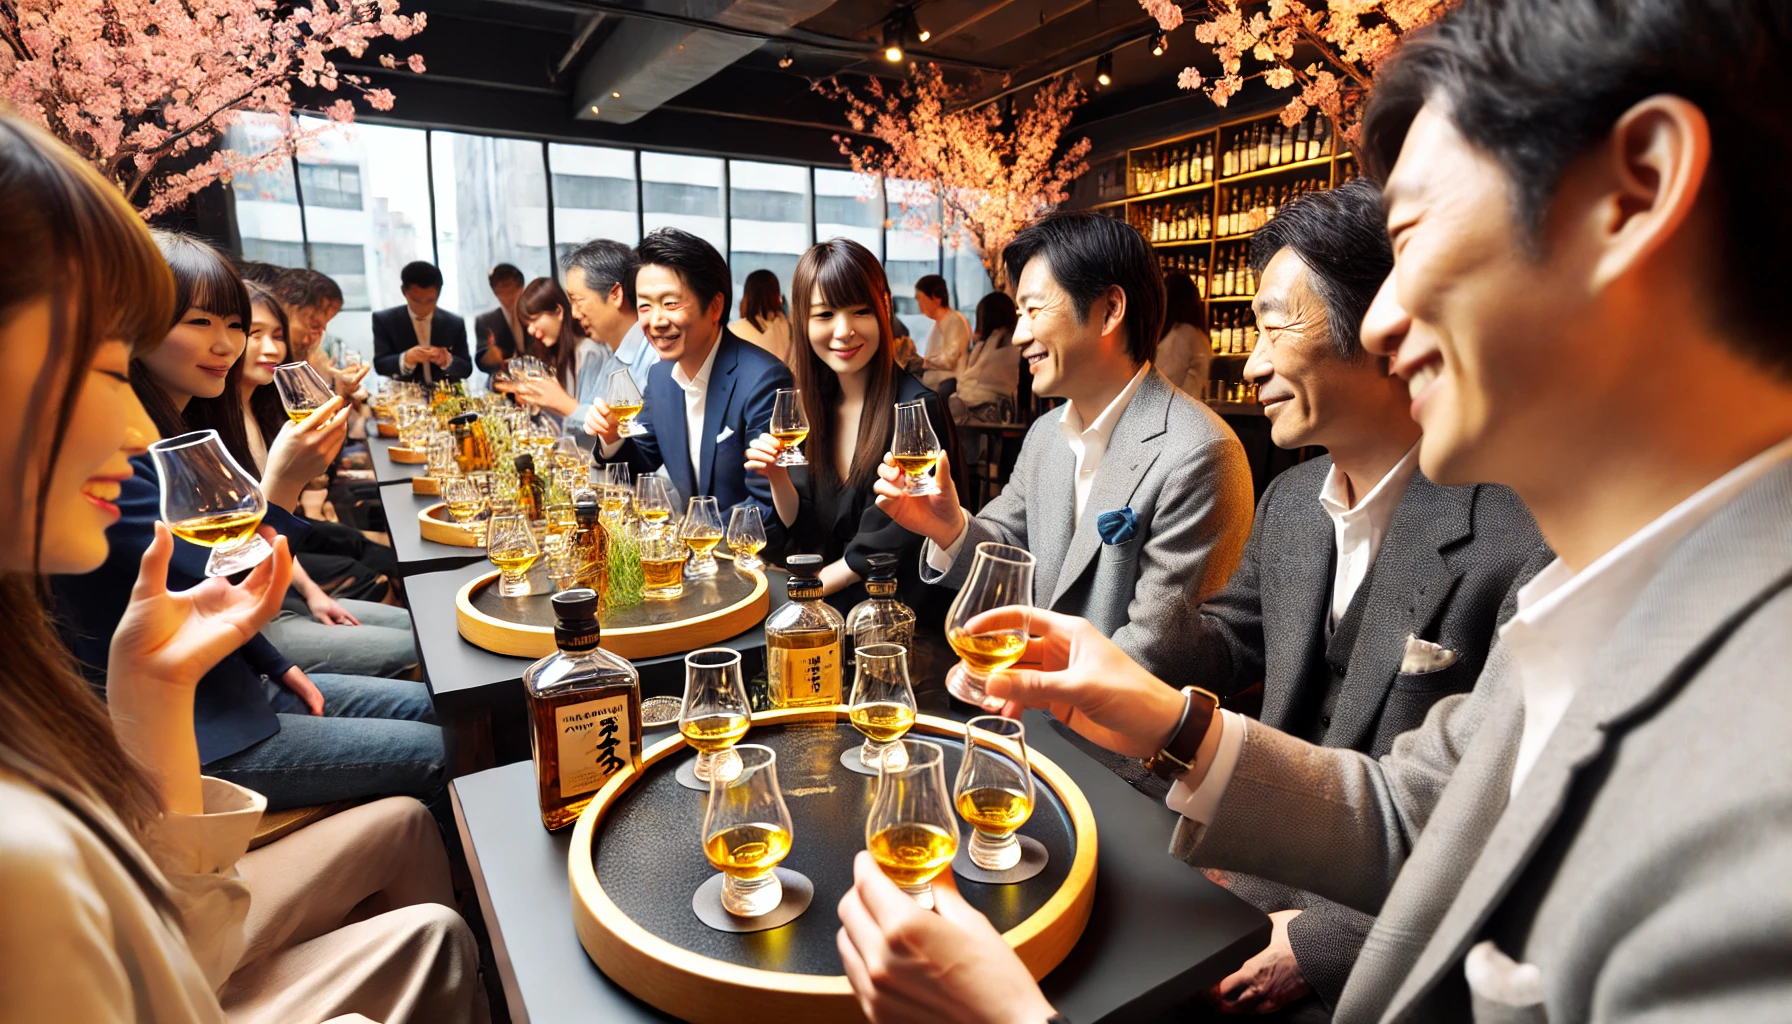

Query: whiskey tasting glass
left=486, top=511, right=541, bottom=598
left=680, top=496, right=725, bottom=578
left=680, top=648, right=752, bottom=785
left=944, top=543, right=1036, bottom=709
left=769, top=387, right=809, bottom=467
left=150, top=430, right=272, bottom=577
left=892, top=399, right=943, bottom=496
left=634, top=474, right=673, bottom=525
left=953, top=716, right=1036, bottom=872
left=866, top=739, right=958, bottom=910
left=273, top=361, right=334, bottom=425
left=701, top=744, right=795, bottom=918
left=606, top=368, right=647, bottom=437
left=725, top=504, right=767, bottom=572
left=847, top=643, right=917, bottom=772
left=636, top=522, right=686, bottom=600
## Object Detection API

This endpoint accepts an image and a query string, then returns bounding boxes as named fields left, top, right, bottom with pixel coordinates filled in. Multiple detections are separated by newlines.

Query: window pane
left=294, top=117, right=432, bottom=352
left=226, top=114, right=306, bottom=274
left=431, top=132, right=551, bottom=324
left=641, top=152, right=724, bottom=254
left=549, top=142, right=638, bottom=263
left=729, top=160, right=809, bottom=320
left=814, top=169, right=881, bottom=258
left=946, top=224, right=993, bottom=323
left=884, top=178, right=941, bottom=325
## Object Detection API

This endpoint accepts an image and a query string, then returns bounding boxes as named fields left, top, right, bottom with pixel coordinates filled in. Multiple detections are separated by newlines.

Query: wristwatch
left=1143, top=685, right=1220, bottom=780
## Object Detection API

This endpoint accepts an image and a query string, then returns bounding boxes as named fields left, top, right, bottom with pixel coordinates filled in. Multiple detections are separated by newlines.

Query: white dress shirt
left=924, top=310, right=973, bottom=374
left=670, top=337, right=721, bottom=484
left=1319, top=443, right=1421, bottom=626
left=1167, top=433, right=1792, bottom=828
left=924, top=363, right=1151, bottom=572
left=410, top=310, right=433, bottom=383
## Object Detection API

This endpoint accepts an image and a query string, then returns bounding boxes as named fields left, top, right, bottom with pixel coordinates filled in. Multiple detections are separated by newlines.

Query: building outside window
left=226, top=115, right=305, bottom=272
left=728, top=160, right=810, bottom=321
left=814, top=169, right=882, bottom=258
left=945, top=224, right=993, bottom=323
left=549, top=143, right=639, bottom=261
left=431, top=132, right=551, bottom=325
left=641, top=152, right=725, bottom=258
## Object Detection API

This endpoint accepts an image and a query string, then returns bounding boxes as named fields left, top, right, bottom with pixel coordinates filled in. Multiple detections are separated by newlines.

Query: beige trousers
left=220, top=798, right=489, bottom=1024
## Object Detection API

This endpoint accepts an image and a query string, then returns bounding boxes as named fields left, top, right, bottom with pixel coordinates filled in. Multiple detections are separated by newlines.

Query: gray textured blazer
left=920, top=367, right=1255, bottom=678
left=1171, top=456, right=1792, bottom=1023
left=1194, top=456, right=1548, bottom=1008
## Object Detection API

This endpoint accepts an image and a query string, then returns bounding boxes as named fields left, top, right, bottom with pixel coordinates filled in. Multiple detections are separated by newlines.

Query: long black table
left=451, top=709, right=1268, bottom=1023
left=379, top=480, right=488, bottom=577
left=366, top=433, right=427, bottom=484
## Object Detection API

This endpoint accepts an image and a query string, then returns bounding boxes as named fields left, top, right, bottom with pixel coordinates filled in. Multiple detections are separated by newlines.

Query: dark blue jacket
left=371, top=304, right=471, bottom=383
left=52, top=454, right=309, bottom=764
left=599, top=329, right=794, bottom=549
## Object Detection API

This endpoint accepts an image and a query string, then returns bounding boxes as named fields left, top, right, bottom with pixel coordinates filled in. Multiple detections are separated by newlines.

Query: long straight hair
left=133, top=232, right=257, bottom=471
left=788, top=239, right=901, bottom=490
left=0, top=114, right=173, bottom=847
left=517, top=276, right=582, bottom=392
left=243, top=283, right=293, bottom=455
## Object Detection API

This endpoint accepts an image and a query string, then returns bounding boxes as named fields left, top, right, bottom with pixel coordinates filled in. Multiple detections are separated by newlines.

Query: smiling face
left=636, top=263, right=722, bottom=364
left=805, top=284, right=881, bottom=377
left=525, top=307, right=564, bottom=347
left=0, top=299, right=157, bottom=574
left=242, top=299, right=288, bottom=389
left=1010, top=256, right=1119, bottom=401
left=138, top=305, right=247, bottom=403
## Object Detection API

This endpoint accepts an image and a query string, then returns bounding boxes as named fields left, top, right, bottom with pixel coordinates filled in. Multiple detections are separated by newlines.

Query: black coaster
left=839, top=744, right=890, bottom=776
left=691, top=868, right=814, bottom=933
left=674, top=752, right=742, bottom=792
left=952, top=833, right=1049, bottom=884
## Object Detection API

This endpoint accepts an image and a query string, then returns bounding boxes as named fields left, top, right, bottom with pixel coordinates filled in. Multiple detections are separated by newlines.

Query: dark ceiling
left=339, top=0, right=1295, bottom=170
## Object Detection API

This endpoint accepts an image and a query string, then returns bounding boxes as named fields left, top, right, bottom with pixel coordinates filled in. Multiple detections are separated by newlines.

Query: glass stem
left=969, top=829, right=1022, bottom=871
left=899, top=882, right=935, bottom=910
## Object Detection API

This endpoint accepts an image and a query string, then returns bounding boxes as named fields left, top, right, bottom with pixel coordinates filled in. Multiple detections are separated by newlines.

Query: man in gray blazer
left=833, top=1, right=1792, bottom=1020
left=1193, top=180, right=1547, bottom=1017
left=874, top=212, right=1255, bottom=696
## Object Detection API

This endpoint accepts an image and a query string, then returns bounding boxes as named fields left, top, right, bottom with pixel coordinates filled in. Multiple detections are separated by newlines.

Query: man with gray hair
left=563, top=238, right=657, bottom=404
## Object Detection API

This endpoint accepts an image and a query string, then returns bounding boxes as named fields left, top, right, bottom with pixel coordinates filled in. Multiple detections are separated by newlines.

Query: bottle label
left=556, top=694, right=633, bottom=799
left=769, top=642, right=841, bottom=707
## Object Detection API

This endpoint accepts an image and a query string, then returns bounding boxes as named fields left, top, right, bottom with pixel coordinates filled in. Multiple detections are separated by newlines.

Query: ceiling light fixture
left=1096, top=52, right=1113, bottom=87
left=778, top=48, right=795, bottom=68
left=882, top=17, right=904, bottom=62
left=611, top=91, right=620, bottom=98
left=1150, top=29, right=1167, bottom=56
left=910, top=9, right=930, bottom=43
left=589, top=105, right=601, bottom=115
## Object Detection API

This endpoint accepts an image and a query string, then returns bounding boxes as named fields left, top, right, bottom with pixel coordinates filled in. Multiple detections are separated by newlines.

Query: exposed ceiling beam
left=554, top=13, right=608, bottom=79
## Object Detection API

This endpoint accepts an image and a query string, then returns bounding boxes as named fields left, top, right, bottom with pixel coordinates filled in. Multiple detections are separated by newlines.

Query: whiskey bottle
left=514, top=453, right=546, bottom=524
left=524, top=588, right=641, bottom=831
left=569, top=497, right=608, bottom=595
left=846, top=552, right=917, bottom=656
left=765, top=553, right=844, bottom=709
left=449, top=412, right=493, bottom=473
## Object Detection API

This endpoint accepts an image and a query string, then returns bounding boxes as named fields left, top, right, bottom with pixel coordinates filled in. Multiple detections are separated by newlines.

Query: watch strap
left=1145, top=686, right=1218, bottom=780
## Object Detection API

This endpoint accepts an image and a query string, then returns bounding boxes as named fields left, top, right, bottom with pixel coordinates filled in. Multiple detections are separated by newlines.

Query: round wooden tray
left=416, top=503, right=484, bottom=547
left=376, top=420, right=397, bottom=438
left=570, top=708, right=1098, bottom=1024
left=411, top=475, right=440, bottom=496
left=456, top=561, right=769, bottom=659
left=388, top=444, right=426, bottom=464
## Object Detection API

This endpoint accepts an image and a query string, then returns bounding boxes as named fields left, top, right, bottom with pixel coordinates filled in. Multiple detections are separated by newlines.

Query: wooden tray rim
left=388, top=444, right=427, bottom=464
left=567, top=707, right=1099, bottom=1019
left=416, top=502, right=484, bottom=548
left=454, top=566, right=769, bottom=659
left=411, top=475, right=440, bottom=495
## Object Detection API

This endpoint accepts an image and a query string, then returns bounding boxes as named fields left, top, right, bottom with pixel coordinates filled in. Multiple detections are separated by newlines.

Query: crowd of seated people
left=8, top=0, right=1792, bottom=1017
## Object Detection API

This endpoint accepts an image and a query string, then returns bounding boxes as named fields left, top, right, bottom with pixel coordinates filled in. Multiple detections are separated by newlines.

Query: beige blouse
left=729, top=314, right=793, bottom=366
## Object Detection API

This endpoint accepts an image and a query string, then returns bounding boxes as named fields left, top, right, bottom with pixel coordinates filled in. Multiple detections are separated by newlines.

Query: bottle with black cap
left=523, top=587, right=640, bottom=830
left=764, top=553, right=844, bottom=709
left=448, top=411, right=493, bottom=473
left=845, top=552, right=915, bottom=656
left=514, top=452, right=547, bottom=524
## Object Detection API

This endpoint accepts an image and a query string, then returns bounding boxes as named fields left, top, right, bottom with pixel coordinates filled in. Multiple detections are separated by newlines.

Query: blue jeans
left=204, top=673, right=445, bottom=811
left=260, top=599, right=419, bottom=678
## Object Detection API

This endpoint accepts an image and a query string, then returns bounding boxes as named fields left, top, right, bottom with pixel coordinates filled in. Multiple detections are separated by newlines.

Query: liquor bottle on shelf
left=1255, top=123, right=1270, bottom=170
left=524, top=588, right=641, bottom=831
left=1319, top=117, right=1334, bottom=156
left=1269, top=123, right=1283, bottom=167
left=765, top=553, right=844, bottom=709
left=846, top=553, right=917, bottom=656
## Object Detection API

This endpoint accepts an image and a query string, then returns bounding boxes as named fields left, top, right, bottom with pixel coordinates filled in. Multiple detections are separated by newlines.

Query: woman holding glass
left=51, top=231, right=445, bottom=811
left=508, top=276, right=617, bottom=434
left=0, top=114, right=482, bottom=1022
left=744, top=238, right=956, bottom=614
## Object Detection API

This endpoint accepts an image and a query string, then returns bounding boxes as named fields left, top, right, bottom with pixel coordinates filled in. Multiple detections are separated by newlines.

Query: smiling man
left=588, top=229, right=791, bottom=547
left=874, top=211, right=1254, bottom=692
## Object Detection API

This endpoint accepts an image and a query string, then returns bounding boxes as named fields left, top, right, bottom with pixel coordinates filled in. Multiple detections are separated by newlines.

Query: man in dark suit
left=587, top=229, right=792, bottom=548
left=371, top=260, right=470, bottom=384
left=473, top=262, right=525, bottom=382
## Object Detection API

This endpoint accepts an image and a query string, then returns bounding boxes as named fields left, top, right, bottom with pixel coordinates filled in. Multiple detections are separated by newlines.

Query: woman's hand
left=307, top=589, right=361, bottom=626
left=743, top=432, right=790, bottom=483
left=278, top=665, right=327, bottom=716
left=514, top=376, right=577, bottom=417
left=327, top=362, right=371, bottom=399
left=263, top=395, right=349, bottom=509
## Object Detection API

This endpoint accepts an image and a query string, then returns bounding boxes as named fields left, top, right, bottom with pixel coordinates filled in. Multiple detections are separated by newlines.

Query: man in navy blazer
left=588, top=229, right=793, bottom=549
left=371, top=260, right=471, bottom=384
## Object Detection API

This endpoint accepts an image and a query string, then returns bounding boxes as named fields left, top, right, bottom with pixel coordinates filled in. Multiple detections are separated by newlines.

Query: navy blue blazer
left=600, top=329, right=794, bottom=549
left=52, top=454, right=310, bottom=764
left=371, top=304, right=472, bottom=383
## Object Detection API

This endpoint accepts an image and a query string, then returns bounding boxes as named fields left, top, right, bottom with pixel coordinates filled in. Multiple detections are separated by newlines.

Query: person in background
left=889, top=313, right=922, bottom=376
left=875, top=211, right=1255, bottom=687
left=729, top=268, right=793, bottom=365
left=372, top=261, right=470, bottom=385
left=1157, top=271, right=1213, bottom=400
left=744, top=238, right=955, bottom=614
left=915, top=273, right=971, bottom=391
left=55, top=232, right=445, bottom=811
left=239, top=284, right=418, bottom=680
left=587, top=229, right=793, bottom=548
left=0, top=114, right=482, bottom=1024
left=512, top=276, right=617, bottom=435
left=949, top=291, right=1024, bottom=424
left=564, top=238, right=657, bottom=393
left=473, top=262, right=526, bottom=383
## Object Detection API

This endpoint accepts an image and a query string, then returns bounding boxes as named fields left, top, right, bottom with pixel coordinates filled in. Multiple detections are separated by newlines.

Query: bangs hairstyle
left=135, top=232, right=256, bottom=472
left=0, top=113, right=173, bottom=866
left=243, top=282, right=293, bottom=449
left=789, top=238, right=900, bottom=489
left=517, top=276, right=582, bottom=389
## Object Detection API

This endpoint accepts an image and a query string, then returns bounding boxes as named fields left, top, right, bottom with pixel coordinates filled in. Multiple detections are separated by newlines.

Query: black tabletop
left=379, top=480, right=487, bottom=577
left=367, top=434, right=427, bottom=483
left=451, top=710, right=1268, bottom=1024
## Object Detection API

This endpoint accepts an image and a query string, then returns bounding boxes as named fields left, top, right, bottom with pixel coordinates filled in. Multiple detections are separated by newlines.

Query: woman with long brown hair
left=0, top=114, right=481, bottom=1021
left=744, top=238, right=954, bottom=613
left=508, top=275, right=616, bottom=433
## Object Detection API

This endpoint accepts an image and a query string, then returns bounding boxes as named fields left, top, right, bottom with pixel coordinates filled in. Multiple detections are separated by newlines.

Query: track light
left=1096, top=52, right=1113, bottom=87
left=882, top=17, right=904, bottom=62
left=589, top=105, right=600, bottom=115
left=778, top=48, right=794, bottom=68
left=1150, top=29, right=1167, bottom=56
left=909, top=9, right=930, bottom=43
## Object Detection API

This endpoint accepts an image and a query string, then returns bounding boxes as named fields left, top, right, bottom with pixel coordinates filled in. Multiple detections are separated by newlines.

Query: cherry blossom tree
left=1145, top=0, right=1451, bottom=134
left=817, top=63, right=1091, bottom=291
left=1, top=0, right=426, bottom=215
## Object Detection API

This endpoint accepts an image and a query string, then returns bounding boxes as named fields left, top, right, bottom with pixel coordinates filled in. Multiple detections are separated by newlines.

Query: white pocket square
left=1464, top=940, right=1545, bottom=1007
left=1400, top=634, right=1459, bottom=674
left=715, top=426, right=735, bottom=443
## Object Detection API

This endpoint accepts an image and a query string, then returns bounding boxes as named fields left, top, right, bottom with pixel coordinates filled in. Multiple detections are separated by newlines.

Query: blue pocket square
left=1097, top=506, right=1138, bottom=545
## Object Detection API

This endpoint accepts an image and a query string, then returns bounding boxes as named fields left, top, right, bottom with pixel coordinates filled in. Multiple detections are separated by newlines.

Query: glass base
left=899, top=883, right=935, bottom=910
left=686, top=553, right=718, bottom=578
left=905, top=474, right=940, bottom=496
left=719, top=870, right=784, bottom=917
left=969, top=829, right=1022, bottom=871
left=774, top=450, right=807, bottom=467
left=945, top=663, right=1008, bottom=711
left=204, top=533, right=274, bottom=578
left=858, top=738, right=909, bottom=772
left=693, top=747, right=742, bottom=784
left=733, top=554, right=763, bottom=572
left=498, top=570, right=532, bottom=597
left=644, top=582, right=684, bottom=600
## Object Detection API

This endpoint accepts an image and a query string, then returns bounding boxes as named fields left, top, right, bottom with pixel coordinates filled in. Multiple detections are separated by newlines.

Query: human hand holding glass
left=944, top=543, right=1035, bottom=709
left=680, top=648, right=752, bottom=786
left=150, top=430, right=274, bottom=578
left=865, top=739, right=958, bottom=910
left=273, top=361, right=334, bottom=424
left=701, top=744, right=794, bottom=917
left=725, top=504, right=767, bottom=571
left=770, top=388, right=808, bottom=467
left=606, top=369, right=646, bottom=438
left=892, top=399, right=943, bottom=496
